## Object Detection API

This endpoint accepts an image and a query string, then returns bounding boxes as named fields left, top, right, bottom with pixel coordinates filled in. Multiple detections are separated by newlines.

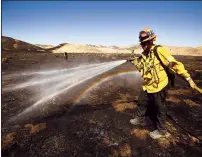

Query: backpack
left=153, top=45, right=175, bottom=88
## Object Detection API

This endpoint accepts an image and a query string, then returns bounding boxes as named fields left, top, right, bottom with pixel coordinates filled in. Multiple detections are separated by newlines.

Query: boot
left=149, top=130, right=171, bottom=139
left=130, top=118, right=144, bottom=126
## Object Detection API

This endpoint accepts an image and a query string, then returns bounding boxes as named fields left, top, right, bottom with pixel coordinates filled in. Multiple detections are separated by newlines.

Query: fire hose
left=166, top=113, right=202, bottom=146
left=193, top=86, right=202, bottom=94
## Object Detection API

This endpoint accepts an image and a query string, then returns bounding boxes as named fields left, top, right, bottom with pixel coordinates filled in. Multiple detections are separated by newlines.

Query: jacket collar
left=141, top=44, right=156, bottom=60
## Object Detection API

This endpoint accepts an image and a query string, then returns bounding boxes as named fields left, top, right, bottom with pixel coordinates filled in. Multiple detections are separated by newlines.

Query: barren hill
left=2, top=36, right=202, bottom=56
left=37, top=41, right=202, bottom=56
left=2, top=36, right=45, bottom=52
left=164, top=45, right=202, bottom=56
left=51, top=43, right=102, bottom=53
left=50, top=43, right=133, bottom=54
left=35, top=44, right=54, bottom=49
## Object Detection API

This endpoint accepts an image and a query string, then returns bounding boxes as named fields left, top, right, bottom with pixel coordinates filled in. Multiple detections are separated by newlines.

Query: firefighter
left=131, top=49, right=135, bottom=58
left=64, top=52, right=68, bottom=60
left=127, top=28, right=197, bottom=139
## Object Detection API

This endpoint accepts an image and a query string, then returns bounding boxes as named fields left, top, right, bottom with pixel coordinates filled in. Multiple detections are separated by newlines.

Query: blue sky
left=2, top=1, right=202, bottom=47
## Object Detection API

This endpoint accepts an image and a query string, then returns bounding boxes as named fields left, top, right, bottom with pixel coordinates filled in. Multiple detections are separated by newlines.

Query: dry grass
left=103, top=136, right=110, bottom=145
left=119, top=93, right=134, bottom=101
left=30, top=123, right=47, bottom=135
left=119, top=143, right=132, bottom=157
left=156, top=132, right=200, bottom=149
left=166, top=122, right=177, bottom=131
left=155, top=131, right=185, bottom=149
left=24, top=123, right=47, bottom=135
left=130, top=128, right=149, bottom=140
left=2, top=132, right=16, bottom=148
left=89, top=119, right=96, bottom=124
left=166, top=96, right=181, bottom=104
left=168, top=89, right=191, bottom=96
left=112, top=93, right=137, bottom=112
left=24, top=124, right=34, bottom=128
left=156, top=137, right=175, bottom=149
left=2, top=57, right=9, bottom=63
left=112, top=102, right=136, bottom=112
left=111, top=150, right=119, bottom=157
left=188, top=135, right=200, bottom=144
left=183, top=99, right=200, bottom=107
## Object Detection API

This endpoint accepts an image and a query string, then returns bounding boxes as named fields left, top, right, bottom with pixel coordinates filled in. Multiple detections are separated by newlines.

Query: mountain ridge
left=2, top=36, right=202, bottom=56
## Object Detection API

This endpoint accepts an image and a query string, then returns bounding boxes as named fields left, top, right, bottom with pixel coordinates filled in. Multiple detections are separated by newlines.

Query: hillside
left=49, top=43, right=202, bottom=56
left=50, top=43, right=134, bottom=54
left=35, top=44, right=55, bottom=49
left=2, top=36, right=45, bottom=52
left=164, top=45, right=202, bottom=56
left=2, top=36, right=202, bottom=56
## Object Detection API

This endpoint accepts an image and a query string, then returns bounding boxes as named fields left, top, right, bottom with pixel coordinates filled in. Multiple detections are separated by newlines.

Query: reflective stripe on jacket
left=132, top=45, right=190, bottom=93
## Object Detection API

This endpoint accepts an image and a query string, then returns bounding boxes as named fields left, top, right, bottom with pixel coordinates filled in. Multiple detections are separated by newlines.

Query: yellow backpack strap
left=153, top=45, right=175, bottom=87
left=153, top=45, right=164, bottom=67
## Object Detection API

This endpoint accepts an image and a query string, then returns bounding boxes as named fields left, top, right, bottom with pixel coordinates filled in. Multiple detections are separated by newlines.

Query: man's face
left=140, top=41, right=150, bottom=51
left=139, top=31, right=151, bottom=51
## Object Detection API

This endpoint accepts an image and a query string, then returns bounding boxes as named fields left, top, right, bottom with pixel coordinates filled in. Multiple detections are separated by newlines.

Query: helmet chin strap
left=143, top=41, right=153, bottom=55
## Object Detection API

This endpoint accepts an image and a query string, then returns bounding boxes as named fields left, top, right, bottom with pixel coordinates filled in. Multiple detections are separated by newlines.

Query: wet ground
left=2, top=51, right=202, bottom=157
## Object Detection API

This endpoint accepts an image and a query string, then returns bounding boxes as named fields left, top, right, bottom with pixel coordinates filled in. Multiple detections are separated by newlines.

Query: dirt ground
left=1, top=51, right=202, bottom=157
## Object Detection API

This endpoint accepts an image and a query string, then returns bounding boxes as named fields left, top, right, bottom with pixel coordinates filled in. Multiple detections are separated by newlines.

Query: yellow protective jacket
left=132, top=45, right=190, bottom=93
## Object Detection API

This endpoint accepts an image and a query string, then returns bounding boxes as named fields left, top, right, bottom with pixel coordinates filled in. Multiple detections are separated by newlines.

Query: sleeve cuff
left=186, top=77, right=191, bottom=81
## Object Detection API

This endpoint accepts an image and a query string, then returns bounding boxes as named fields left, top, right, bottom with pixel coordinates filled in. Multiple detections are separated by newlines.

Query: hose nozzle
left=126, top=57, right=135, bottom=62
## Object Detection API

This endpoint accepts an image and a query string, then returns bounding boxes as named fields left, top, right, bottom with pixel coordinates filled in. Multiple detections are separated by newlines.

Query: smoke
left=6, top=60, right=126, bottom=121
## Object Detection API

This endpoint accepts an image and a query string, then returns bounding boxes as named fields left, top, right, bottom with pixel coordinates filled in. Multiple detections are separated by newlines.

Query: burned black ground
left=2, top=51, right=202, bottom=157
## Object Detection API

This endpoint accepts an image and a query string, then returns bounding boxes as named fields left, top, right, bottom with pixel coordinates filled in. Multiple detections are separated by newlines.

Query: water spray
left=7, top=60, right=126, bottom=121
left=3, top=62, right=119, bottom=91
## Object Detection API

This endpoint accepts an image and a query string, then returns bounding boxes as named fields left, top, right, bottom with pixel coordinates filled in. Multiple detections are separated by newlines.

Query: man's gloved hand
left=126, top=57, right=139, bottom=66
left=126, top=57, right=133, bottom=62
left=188, top=78, right=196, bottom=89
left=187, top=77, right=202, bottom=94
